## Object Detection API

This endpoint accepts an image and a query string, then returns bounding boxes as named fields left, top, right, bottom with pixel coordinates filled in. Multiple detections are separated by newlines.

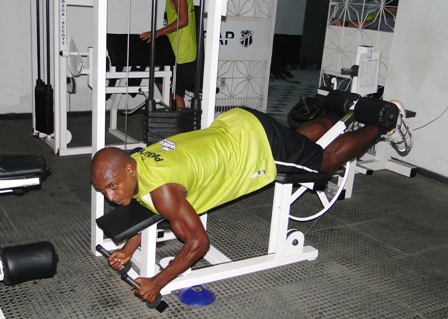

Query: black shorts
left=155, top=62, right=196, bottom=98
left=243, top=108, right=323, bottom=174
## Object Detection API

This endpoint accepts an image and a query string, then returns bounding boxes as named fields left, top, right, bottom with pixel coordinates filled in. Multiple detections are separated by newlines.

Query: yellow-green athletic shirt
left=165, top=0, right=197, bottom=64
left=132, top=108, right=277, bottom=214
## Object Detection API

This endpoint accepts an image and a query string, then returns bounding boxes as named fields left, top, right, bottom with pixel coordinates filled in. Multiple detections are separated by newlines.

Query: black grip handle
left=95, top=244, right=168, bottom=313
left=96, top=244, right=111, bottom=258
left=95, top=244, right=131, bottom=275
left=120, top=274, right=167, bottom=311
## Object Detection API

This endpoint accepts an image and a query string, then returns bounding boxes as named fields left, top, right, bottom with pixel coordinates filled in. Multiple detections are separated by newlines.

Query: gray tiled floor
left=1, top=69, right=448, bottom=319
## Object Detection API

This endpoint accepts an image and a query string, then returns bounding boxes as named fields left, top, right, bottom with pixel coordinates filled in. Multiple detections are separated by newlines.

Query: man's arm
left=134, top=183, right=210, bottom=302
left=108, top=233, right=141, bottom=271
left=161, top=0, right=189, bottom=34
left=140, top=0, right=189, bottom=42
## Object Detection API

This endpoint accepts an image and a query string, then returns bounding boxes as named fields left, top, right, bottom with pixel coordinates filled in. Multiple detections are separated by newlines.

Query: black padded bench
left=0, top=154, right=49, bottom=194
left=97, top=199, right=165, bottom=245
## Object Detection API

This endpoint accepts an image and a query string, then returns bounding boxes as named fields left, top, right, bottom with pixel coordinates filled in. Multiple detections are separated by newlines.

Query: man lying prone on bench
left=90, top=94, right=413, bottom=303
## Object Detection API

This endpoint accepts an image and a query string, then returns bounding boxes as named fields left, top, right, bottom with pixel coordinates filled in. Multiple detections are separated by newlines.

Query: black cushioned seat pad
left=0, top=154, right=47, bottom=179
left=96, top=199, right=164, bottom=245
left=107, top=34, right=175, bottom=67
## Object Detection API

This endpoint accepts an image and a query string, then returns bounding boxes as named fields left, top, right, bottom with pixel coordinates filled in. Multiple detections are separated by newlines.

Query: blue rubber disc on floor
left=178, top=285, right=216, bottom=306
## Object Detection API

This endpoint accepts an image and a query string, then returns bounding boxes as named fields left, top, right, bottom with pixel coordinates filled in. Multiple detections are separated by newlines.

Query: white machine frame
left=31, top=0, right=174, bottom=156
left=102, top=64, right=172, bottom=144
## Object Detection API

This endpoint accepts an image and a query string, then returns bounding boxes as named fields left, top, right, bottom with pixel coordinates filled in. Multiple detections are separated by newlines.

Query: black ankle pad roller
left=1, top=241, right=58, bottom=285
left=324, top=90, right=361, bottom=117
left=354, top=97, right=398, bottom=129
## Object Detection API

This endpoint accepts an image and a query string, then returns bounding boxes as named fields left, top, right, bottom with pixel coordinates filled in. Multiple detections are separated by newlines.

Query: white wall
left=0, top=2, right=33, bottom=114
left=274, top=0, right=306, bottom=35
left=384, top=0, right=448, bottom=177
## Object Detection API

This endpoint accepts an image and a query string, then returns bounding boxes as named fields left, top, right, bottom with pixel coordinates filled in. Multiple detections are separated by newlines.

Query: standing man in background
left=140, top=0, right=197, bottom=108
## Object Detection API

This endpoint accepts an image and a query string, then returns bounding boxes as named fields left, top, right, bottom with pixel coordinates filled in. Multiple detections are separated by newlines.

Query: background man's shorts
left=243, top=108, right=323, bottom=174
left=155, top=62, right=196, bottom=98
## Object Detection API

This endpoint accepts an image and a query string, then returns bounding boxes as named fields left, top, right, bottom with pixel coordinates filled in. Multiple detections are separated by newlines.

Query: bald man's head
left=91, top=147, right=131, bottom=181
left=90, top=147, right=138, bottom=206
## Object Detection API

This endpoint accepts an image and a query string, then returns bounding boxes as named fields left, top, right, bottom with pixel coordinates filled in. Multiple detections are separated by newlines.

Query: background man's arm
left=140, top=0, right=189, bottom=42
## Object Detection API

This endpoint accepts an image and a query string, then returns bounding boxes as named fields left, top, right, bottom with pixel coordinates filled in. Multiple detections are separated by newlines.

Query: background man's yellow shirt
left=165, top=0, right=197, bottom=64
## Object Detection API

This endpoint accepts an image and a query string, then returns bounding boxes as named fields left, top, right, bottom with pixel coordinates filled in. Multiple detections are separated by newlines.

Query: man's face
left=92, top=164, right=136, bottom=206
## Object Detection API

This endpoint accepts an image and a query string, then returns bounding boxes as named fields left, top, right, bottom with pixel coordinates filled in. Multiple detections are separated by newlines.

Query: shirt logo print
left=160, top=139, right=176, bottom=151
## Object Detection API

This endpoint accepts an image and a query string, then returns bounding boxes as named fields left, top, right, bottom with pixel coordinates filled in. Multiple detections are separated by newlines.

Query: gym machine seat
left=0, top=154, right=49, bottom=194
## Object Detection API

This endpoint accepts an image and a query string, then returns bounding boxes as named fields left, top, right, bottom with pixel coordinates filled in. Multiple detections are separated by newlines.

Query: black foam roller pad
left=324, top=90, right=361, bottom=117
left=354, top=97, right=398, bottom=129
left=1, top=241, right=58, bottom=285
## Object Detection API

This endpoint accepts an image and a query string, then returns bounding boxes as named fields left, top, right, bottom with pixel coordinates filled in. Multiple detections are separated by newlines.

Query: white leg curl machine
left=94, top=92, right=401, bottom=310
left=89, top=0, right=404, bottom=310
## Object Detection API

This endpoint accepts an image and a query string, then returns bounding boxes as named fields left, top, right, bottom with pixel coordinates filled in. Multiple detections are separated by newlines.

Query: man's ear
left=126, top=163, right=136, bottom=177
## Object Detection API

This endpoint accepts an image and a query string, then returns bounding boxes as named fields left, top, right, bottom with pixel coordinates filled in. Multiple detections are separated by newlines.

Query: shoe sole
left=389, top=100, right=413, bottom=155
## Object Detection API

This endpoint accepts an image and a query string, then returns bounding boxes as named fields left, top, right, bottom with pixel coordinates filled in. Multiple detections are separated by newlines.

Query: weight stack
left=144, top=108, right=202, bottom=145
